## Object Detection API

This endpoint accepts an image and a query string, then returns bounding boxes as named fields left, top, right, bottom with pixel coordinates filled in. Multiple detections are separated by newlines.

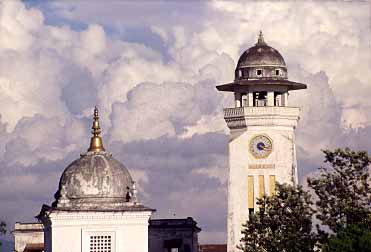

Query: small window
left=90, top=235, right=112, bottom=252
left=275, top=69, right=280, bottom=76
left=184, top=244, right=191, bottom=252
left=256, top=69, right=262, bottom=76
left=249, top=208, right=254, bottom=215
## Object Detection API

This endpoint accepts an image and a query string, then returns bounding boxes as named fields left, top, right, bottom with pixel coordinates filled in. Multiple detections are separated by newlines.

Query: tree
left=322, top=223, right=371, bottom=252
left=239, top=183, right=318, bottom=252
left=307, top=148, right=371, bottom=234
left=0, top=221, right=6, bottom=249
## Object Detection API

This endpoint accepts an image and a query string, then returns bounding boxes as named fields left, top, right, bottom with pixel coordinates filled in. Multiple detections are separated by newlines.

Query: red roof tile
left=199, top=244, right=227, bottom=252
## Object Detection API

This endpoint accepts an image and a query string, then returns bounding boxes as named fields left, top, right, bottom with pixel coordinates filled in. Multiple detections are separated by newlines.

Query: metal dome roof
left=236, top=32, right=286, bottom=68
left=216, top=32, right=307, bottom=92
left=53, top=151, right=135, bottom=210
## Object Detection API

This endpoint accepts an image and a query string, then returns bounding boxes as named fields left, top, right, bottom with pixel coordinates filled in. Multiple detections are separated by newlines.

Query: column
left=258, top=175, right=265, bottom=198
left=242, top=94, right=248, bottom=107
left=248, top=176, right=254, bottom=211
left=234, top=93, right=241, bottom=107
left=282, top=92, right=288, bottom=106
left=269, top=175, right=276, bottom=196
left=267, top=91, right=274, bottom=106
left=248, top=92, right=254, bottom=107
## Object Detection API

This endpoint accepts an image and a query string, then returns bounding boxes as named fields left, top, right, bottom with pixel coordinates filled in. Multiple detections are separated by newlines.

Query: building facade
left=216, top=32, right=306, bottom=252
left=149, top=218, right=201, bottom=252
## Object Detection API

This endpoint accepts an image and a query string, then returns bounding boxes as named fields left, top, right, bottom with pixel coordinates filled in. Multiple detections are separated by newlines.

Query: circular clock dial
left=249, top=135, right=273, bottom=158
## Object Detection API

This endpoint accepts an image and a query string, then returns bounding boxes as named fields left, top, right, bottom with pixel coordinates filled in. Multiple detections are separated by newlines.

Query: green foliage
left=239, top=183, right=318, bottom=252
left=240, top=148, right=371, bottom=252
left=322, top=224, right=371, bottom=252
left=307, top=148, right=371, bottom=234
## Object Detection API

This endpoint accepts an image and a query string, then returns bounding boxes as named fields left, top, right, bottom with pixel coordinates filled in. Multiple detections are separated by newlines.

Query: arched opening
left=254, top=92, right=267, bottom=106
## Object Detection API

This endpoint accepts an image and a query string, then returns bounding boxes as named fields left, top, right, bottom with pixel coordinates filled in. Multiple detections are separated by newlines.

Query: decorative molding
left=49, top=211, right=152, bottom=223
left=224, top=107, right=300, bottom=129
left=248, top=164, right=275, bottom=169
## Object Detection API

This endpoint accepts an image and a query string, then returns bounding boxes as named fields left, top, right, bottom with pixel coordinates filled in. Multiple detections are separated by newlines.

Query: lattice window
left=89, top=235, right=112, bottom=252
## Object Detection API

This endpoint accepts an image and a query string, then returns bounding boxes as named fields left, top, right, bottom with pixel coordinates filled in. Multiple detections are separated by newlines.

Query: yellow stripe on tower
left=269, top=175, right=276, bottom=196
left=248, top=176, right=254, bottom=209
left=258, top=175, right=265, bottom=198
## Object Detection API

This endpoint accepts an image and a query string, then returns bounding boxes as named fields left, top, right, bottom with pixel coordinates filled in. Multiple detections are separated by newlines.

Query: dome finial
left=257, top=30, right=266, bottom=46
left=88, top=106, right=105, bottom=152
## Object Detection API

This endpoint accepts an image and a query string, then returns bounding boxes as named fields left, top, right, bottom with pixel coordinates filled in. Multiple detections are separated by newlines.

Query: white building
left=36, top=107, right=154, bottom=252
left=13, top=223, right=44, bottom=252
left=216, top=32, right=307, bottom=252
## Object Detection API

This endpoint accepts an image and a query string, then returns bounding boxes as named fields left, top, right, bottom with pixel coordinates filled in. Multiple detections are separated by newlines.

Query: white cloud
left=206, top=1, right=370, bottom=128
left=0, top=0, right=370, bottom=244
left=109, top=80, right=226, bottom=142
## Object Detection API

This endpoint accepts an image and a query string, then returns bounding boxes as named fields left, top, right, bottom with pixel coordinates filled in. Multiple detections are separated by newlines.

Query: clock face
left=249, top=135, right=273, bottom=159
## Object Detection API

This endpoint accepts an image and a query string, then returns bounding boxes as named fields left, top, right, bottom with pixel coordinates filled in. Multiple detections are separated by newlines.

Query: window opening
left=184, top=245, right=191, bottom=252
left=254, top=92, right=267, bottom=106
left=275, top=69, right=280, bottom=76
left=90, top=235, right=112, bottom=252
left=274, top=92, right=281, bottom=106
left=243, top=69, right=249, bottom=78
left=256, top=69, right=262, bottom=76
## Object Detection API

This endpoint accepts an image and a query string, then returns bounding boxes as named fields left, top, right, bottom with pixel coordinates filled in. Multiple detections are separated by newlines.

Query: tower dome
left=52, top=107, right=139, bottom=210
left=217, top=31, right=306, bottom=92
left=235, top=31, right=287, bottom=80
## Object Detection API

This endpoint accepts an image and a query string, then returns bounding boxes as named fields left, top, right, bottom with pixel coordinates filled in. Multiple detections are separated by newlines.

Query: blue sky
left=0, top=0, right=370, bottom=245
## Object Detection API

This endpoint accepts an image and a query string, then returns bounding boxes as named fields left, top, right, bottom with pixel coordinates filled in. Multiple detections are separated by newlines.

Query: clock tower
left=216, top=32, right=306, bottom=252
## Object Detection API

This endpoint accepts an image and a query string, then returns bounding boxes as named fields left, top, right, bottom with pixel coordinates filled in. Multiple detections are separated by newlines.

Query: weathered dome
left=235, top=32, right=288, bottom=80
left=53, top=151, right=135, bottom=209
left=52, top=107, right=140, bottom=211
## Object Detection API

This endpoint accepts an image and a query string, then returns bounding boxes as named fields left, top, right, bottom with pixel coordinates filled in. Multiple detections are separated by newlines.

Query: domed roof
left=54, top=151, right=134, bottom=209
left=236, top=32, right=286, bottom=68
left=52, top=107, right=142, bottom=211
left=216, top=32, right=307, bottom=92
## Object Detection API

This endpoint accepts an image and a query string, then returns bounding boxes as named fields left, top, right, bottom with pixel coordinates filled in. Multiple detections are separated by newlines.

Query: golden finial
left=88, top=106, right=105, bottom=152
left=257, top=30, right=266, bottom=46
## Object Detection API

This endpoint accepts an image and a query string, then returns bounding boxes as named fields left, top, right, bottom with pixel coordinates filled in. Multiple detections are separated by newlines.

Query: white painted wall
left=43, top=210, right=152, bottom=252
left=225, top=107, right=300, bottom=252
left=13, top=223, right=44, bottom=252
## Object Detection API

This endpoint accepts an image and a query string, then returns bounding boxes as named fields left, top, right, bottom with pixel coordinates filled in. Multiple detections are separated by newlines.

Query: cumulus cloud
left=109, top=80, right=226, bottom=142
left=0, top=0, right=369, bottom=245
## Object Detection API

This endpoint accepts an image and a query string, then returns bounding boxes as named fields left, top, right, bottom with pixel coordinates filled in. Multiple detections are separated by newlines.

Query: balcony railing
left=224, top=106, right=300, bottom=118
left=223, top=106, right=301, bottom=129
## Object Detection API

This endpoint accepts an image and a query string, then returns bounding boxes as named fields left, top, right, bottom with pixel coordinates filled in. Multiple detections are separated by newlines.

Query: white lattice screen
left=89, top=235, right=112, bottom=252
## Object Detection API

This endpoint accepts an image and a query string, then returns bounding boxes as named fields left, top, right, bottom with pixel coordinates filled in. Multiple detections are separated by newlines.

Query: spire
left=88, top=106, right=105, bottom=152
left=256, top=30, right=267, bottom=46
